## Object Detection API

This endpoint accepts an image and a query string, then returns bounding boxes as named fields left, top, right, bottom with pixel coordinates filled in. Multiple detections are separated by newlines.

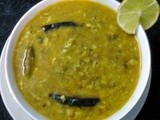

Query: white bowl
left=4, top=0, right=151, bottom=120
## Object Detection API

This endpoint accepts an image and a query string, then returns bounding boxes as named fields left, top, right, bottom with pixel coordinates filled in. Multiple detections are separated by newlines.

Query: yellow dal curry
left=13, top=1, right=140, bottom=120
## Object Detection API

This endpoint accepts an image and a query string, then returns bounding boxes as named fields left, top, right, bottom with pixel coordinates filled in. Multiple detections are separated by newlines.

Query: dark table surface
left=0, top=0, right=160, bottom=119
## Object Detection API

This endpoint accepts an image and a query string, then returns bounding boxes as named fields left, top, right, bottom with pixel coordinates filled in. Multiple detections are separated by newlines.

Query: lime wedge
left=117, top=0, right=160, bottom=34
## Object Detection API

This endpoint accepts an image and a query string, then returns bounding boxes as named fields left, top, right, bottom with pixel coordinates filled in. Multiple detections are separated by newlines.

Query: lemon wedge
left=117, top=0, right=160, bottom=34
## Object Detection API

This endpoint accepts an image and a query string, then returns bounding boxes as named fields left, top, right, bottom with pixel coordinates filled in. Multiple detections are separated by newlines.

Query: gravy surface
left=13, top=1, right=140, bottom=120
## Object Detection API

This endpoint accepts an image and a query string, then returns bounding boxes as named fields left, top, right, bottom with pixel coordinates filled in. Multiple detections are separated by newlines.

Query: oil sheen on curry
left=13, top=1, right=140, bottom=120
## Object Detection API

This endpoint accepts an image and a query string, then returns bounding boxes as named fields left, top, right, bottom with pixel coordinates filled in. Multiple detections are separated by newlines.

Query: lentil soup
left=13, top=1, right=140, bottom=120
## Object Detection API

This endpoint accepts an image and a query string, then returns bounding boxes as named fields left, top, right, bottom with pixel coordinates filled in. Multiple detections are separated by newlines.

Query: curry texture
left=13, top=1, right=140, bottom=120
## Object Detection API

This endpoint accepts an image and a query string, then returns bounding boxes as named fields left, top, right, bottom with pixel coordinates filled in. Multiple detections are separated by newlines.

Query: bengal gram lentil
left=13, top=1, right=140, bottom=120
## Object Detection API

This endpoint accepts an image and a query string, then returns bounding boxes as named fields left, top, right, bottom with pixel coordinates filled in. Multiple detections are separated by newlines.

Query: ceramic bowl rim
left=4, top=0, right=151, bottom=120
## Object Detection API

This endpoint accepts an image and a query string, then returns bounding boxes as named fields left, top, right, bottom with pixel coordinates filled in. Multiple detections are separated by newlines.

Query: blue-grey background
left=0, top=0, right=160, bottom=119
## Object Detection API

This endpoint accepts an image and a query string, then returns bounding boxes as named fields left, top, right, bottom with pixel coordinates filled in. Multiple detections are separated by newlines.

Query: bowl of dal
left=4, top=0, right=151, bottom=120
